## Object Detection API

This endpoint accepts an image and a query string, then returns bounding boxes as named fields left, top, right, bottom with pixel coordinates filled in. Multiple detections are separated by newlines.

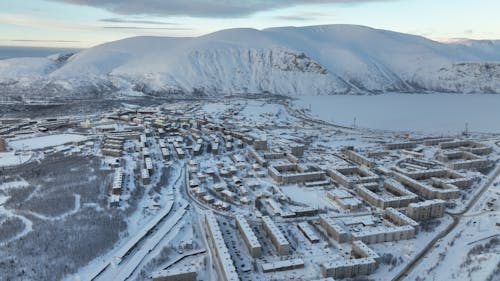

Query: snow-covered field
left=8, top=134, right=87, bottom=150
left=0, top=151, right=32, bottom=167
left=296, top=93, right=500, bottom=133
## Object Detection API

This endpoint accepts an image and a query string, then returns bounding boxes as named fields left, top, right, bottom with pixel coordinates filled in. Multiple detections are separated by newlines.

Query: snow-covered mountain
left=1, top=24, right=500, bottom=100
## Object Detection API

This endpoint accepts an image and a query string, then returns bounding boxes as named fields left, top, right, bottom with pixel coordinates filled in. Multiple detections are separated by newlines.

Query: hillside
left=1, top=25, right=500, bottom=100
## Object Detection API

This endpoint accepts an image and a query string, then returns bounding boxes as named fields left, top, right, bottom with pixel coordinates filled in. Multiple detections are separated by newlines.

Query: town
left=0, top=98, right=499, bottom=281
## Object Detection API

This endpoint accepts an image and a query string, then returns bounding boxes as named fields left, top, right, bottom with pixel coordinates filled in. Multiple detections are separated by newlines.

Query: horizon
left=1, top=0, right=499, bottom=49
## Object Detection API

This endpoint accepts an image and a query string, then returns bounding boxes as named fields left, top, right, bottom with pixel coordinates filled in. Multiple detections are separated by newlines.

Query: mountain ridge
left=1, top=24, right=499, bottom=100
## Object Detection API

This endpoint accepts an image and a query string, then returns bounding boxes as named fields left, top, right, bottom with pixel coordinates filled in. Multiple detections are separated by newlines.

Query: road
left=279, top=99, right=357, bottom=131
left=95, top=203, right=188, bottom=281
left=87, top=168, right=185, bottom=281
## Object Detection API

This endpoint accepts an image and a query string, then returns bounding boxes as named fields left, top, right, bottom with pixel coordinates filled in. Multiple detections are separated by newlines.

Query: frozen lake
left=296, top=94, right=500, bottom=133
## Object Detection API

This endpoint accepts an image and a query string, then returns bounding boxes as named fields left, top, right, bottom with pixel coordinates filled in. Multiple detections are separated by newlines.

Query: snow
left=0, top=179, right=34, bottom=246
left=0, top=151, right=32, bottom=167
left=296, top=93, right=500, bottom=133
left=9, top=134, right=87, bottom=150
left=0, top=57, right=56, bottom=81
left=281, top=185, right=334, bottom=209
left=2, top=25, right=500, bottom=97
left=405, top=165, right=500, bottom=281
left=0, top=179, right=30, bottom=190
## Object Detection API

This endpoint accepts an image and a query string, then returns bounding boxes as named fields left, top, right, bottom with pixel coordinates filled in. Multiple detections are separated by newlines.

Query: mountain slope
left=1, top=25, right=500, bottom=100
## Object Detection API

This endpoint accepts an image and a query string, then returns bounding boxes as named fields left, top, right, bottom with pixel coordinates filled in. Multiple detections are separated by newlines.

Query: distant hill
left=0, top=46, right=82, bottom=60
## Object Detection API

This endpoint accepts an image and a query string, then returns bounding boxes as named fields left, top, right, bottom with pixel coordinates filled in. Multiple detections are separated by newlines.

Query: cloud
left=11, top=39, right=82, bottom=42
left=102, top=26, right=192, bottom=31
left=49, top=0, right=397, bottom=18
left=100, top=18, right=178, bottom=25
left=275, top=12, right=331, bottom=21
left=0, top=13, right=96, bottom=31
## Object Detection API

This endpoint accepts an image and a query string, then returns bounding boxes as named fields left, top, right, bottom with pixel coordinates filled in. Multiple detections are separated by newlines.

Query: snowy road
left=94, top=202, right=188, bottom=281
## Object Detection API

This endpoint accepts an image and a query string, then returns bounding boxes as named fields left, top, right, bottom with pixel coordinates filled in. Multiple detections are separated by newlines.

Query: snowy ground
left=0, top=151, right=32, bottom=167
left=406, top=169, right=500, bottom=281
left=295, top=93, right=500, bottom=133
left=1, top=96, right=498, bottom=281
left=8, top=133, right=87, bottom=150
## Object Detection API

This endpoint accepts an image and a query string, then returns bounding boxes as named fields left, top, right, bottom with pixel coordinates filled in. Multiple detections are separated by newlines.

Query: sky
left=0, top=0, right=499, bottom=48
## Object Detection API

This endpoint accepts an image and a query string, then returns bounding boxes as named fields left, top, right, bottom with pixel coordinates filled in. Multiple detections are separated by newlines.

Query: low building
left=0, top=137, right=7, bottom=152
left=406, top=199, right=446, bottom=221
left=205, top=211, right=240, bottom=281
left=152, top=267, right=197, bottom=281
left=111, top=169, right=123, bottom=195
left=385, top=207, right=419, bottom=232
left=350, top=225, right=415, bottom=244
left=394, top=173, right=460, bottom=200
left=326, top=189, right=362, bottom=210
left=248, top=147, right=267, bottom=167
left=261, top=258, right=304, bottom=273
left=345, top=150, right=375, bottom=167
left=141, top=168, right=150, bottom=185
left=384, top=141, right=417, bottom=150
left=322, top=257, right=377, bottom=279
left=254, top=139, right=268, bottom=150
left=290, top=144, right=306, bottom=157
left=327, top=166, right=379, bottom=188
left=268, top=164, right=325, bottom=185
left=262, top=216, right=290, bottom=256
left=297, top=222, right=320, bottom=243
left=235, top=215, right=262, bottom=258
left=319, top=214, right=349, bottom=243
left=355, top=180, right=418, bottom=209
